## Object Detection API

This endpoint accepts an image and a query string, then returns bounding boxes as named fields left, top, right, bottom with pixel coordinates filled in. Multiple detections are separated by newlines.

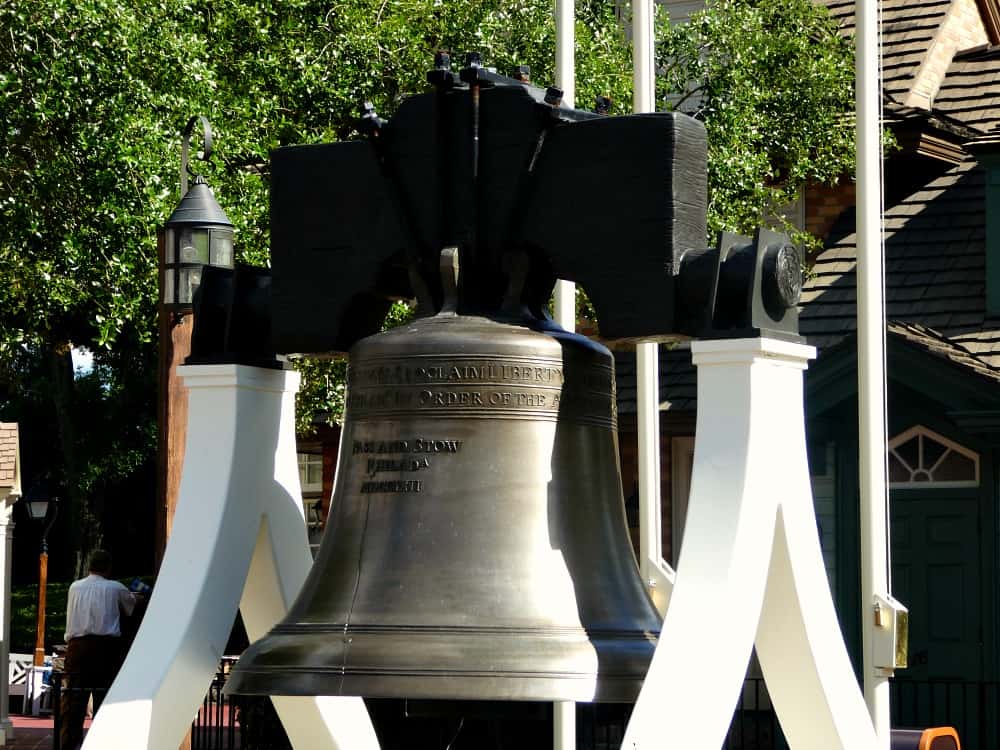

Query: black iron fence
left=189, top=671, right=787, bottom=750
left=890, top=679, right=1000, bottom=750
left=47, top=666, right=997, bottom=749
left=573, top=678, right=1000, bottom=750
left=719, top=677, right=1000, bottom=750
left=724, top=678, right=784, bottom=750
left=188, top=675, right=784, bottom=750
left=191, top=656, right=241, bottom=749
left=49, top=658, right=244, bottom=750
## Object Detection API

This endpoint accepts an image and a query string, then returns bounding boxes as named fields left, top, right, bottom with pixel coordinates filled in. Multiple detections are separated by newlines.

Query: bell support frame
left=88, top=339, right=887, bottom=750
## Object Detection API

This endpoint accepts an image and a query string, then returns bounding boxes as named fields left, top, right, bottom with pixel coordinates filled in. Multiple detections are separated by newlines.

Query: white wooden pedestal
left=82, top=364, right=379, bottom=750
left=622, top=338, right=879, bottom=749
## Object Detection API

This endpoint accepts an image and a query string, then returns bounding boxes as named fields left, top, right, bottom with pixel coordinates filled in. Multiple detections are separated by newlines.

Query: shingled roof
left=0, top=423, right=20, bottom=493
left=615, top=347, right=696, bottom=415
left=801, top=157, right=1000, bottom=366
left=889, top=321, right=1000, bottom=381
left=935, top=45, right=1000, bottom=129
left=817, top=0, right=955, bottom=103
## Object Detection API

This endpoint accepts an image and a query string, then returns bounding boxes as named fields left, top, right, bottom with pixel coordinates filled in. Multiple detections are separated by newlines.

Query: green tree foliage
left=573, top=0, right=855, bottom=330
left=1, top=0, right=856, bottom=573
left=294, top=300, right=416, bottom=434
left=656, top=0, right=856, bottom=249
left=0, top=0, right=632, bottom=572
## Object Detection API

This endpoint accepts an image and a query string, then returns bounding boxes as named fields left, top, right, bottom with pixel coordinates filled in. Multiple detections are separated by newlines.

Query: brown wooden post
left=33, top=550, right=47, bottom=667
left=155, top=307, right=192, bottom=568
left=155, top=229, right=195, bottom=750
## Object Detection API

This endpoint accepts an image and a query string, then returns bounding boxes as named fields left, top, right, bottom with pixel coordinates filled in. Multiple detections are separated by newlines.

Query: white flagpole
left=553, top=0, right=576, bottom=335
left=553, top=3, right=576, bottom=748
left=633, top=0, right=674, bottom=616
left=856, top=0, right=892, bottom=744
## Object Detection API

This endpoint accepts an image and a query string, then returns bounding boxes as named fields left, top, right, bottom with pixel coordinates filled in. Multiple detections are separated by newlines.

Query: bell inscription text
left=346, top=354, right=614, bottom=427
left=352, top=437, right=464, bottom=494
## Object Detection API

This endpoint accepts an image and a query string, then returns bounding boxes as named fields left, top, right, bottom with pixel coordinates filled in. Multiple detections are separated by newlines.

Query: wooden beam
left=975, top=0, right=1000, bottom=45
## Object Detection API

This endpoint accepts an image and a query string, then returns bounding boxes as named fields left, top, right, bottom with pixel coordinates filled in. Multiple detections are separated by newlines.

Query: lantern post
left=24, top=485, right=57, bottom=668
left=155, top=118, right=234, bottom=567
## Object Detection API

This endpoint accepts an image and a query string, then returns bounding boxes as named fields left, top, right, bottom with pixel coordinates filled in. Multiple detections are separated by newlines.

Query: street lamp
left=159, top=116, right=234, bottom=310
left=23, top=484, right=58, bottom=667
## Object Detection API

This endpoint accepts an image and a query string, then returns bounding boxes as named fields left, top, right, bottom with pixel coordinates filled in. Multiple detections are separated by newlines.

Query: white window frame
left=297, top=452, right=324, bottom=494
left=887, top=425, right=980, bottom=490
left=297, top=452, right=325, bottom=556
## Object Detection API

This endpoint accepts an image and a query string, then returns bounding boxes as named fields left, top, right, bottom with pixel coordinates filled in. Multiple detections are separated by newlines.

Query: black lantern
left=159, top=118, right=234, bottom=310
left=23, top=483, right=56, bottom=525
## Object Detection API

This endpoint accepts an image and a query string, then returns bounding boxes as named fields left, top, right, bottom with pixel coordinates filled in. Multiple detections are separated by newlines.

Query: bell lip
left=223, top=626, right=658, bottom=703
left=223, top=669, right=650, bottom=704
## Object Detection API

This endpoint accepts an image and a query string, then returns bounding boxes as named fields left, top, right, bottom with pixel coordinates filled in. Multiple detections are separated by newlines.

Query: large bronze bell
left=217, top=52, right=801, bottom=709
left=223, top=54, right=725, bottom=705
left=227, top=250, right=661, bottom=702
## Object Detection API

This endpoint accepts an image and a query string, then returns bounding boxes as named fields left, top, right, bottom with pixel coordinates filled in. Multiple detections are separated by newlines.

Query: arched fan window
left=887, top=426, right=979, bottom=489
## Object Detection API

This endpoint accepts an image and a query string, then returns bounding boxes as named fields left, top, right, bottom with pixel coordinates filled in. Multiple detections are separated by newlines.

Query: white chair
left=7, top=653, right=32, bottom=714
left=25, top=664, right=53, bottom=716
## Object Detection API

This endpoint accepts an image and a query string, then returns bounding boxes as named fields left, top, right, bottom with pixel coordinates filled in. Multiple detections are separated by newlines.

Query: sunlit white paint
left=856, top=0, right=893, bottom=742
left=623, top=338, right=879, bottom=750
left=83, top=365, right=379, bottom=750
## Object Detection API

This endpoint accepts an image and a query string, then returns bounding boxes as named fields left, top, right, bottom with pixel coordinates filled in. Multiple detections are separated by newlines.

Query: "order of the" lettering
left=417, top=390, right=558, bottom=408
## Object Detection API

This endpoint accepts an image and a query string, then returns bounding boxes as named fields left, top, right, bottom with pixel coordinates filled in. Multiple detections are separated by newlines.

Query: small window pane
left=888, top=454, right=910, bottom=483
left=922, top=437, right=947, bottom=469
left=163, top=269, right=174, bottom=305
left=179, top=228, right=210, bottom=263
left=305, top=499, right=323, bottom=527
left=933, top=451, right=976, bottom=482
left=210, top=229, right=234, bottom=268
left=298, top=453, right=323, bottom=492
left=163, top=228, right=175, bottom=264
left=178, top=267, right=202, bottom=304
left=895, top=437, right=919, bottom=471
left=307, top=461, right=323, bottom=486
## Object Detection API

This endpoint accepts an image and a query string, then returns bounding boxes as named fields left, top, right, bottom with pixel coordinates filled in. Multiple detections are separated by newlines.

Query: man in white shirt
left=59, top=550, right=137, bottom=749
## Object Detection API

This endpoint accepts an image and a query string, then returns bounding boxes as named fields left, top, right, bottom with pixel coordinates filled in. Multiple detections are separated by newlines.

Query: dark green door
left=890, top=491, right=986, bottom=744
left=891, top=493, right=982, bottom=680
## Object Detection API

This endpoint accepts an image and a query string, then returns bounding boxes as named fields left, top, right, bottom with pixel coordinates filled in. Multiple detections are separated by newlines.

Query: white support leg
left=623, top=338, right=878, bottom=750
left=83, top=365, right=379, bottom=750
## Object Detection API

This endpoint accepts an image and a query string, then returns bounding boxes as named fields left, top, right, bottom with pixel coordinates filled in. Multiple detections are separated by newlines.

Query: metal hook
left=180, top=115, right=213, bottom=195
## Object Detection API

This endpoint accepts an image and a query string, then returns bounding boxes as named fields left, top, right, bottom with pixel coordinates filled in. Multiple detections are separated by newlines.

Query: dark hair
left=88, top=550, right=113, bottom=576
